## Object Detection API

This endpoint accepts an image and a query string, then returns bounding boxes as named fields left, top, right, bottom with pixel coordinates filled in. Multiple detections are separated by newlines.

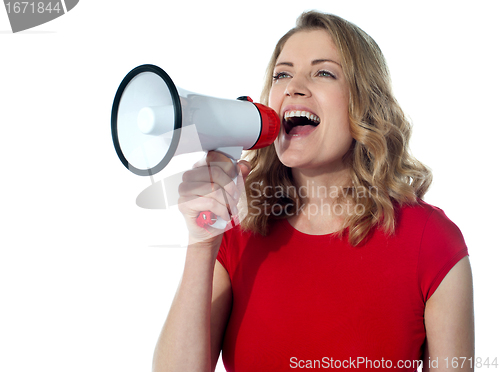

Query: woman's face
left=269, top=29, right=352, bottom=173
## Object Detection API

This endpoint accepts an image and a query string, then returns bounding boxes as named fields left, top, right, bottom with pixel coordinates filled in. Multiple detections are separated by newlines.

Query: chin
left=278, top=150, right=351, bottom=174
left=276, top=151, right=313, bottom=169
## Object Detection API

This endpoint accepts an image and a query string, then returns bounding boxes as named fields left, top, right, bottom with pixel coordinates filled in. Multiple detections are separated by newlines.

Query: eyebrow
left=275, top=59, right=342, bottom=68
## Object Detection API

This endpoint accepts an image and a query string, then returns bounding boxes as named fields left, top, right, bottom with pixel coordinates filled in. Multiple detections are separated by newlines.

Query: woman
left=153, top=11, right=474, bottom=372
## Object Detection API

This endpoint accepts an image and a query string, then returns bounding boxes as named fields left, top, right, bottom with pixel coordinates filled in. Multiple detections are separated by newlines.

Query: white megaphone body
left=111, top=64, right=280, bottom=228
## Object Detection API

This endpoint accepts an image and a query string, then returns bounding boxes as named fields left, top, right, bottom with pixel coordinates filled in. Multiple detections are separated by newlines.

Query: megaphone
left=111, top=64, right=280, bottom=228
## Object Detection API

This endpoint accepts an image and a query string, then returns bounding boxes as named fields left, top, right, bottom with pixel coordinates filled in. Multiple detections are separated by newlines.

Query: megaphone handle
left=196, top=157, right=239, bottom=230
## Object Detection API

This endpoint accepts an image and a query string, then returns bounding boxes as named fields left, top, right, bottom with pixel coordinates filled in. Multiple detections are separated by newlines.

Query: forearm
left=153, top=241, right=219, bottom=372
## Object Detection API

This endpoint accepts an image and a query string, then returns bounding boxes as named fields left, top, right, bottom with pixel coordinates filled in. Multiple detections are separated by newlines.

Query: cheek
left=321, top=89, right=350, bottom=123
left=268, top=86, right=282, bottom=112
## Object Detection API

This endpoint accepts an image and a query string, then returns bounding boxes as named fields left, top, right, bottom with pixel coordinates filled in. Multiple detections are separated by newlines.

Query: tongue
left=289, top=125, right=317, bottom=136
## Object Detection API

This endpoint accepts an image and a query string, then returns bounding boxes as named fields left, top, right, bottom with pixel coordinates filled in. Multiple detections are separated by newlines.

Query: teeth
left=284, top=110, right=320, bottom=124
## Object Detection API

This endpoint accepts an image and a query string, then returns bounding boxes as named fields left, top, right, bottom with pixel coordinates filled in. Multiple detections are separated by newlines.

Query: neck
left=291, top=162, right=352, bottom=204
left=288, top=163, right=352, bottom=234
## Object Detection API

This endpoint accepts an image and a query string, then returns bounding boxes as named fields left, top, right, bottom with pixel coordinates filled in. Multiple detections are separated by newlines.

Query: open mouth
left=283, top=110, right=321, bottom=135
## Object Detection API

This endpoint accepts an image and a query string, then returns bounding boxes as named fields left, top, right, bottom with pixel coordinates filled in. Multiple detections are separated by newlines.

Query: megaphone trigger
left=196, top=211, right=218, bottom=227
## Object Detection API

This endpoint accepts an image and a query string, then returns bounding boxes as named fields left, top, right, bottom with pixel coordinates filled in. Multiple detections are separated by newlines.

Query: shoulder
left=217, top=219, right=286, bottom=278
left=218, top=221, right=269, bottom=263
left=395, top=198, right=442, bottom=222
left=221, top=221, right=259, bottom=247
left=394, top=199, right=463, bottom=238
left=223, top=218, right=285, bottom=242
left=394, top=199, right=468, bottom=258
left=397, top=200, right=469, bottom=302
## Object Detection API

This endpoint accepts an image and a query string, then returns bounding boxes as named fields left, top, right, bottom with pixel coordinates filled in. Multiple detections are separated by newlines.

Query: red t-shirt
left=216, top=200, right=468, bottom=371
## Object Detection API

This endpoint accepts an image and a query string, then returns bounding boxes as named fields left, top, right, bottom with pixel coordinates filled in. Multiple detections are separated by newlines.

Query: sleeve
left=418, top=207, right=469, bottom=303
left=216, top=230, right=230, bottom=273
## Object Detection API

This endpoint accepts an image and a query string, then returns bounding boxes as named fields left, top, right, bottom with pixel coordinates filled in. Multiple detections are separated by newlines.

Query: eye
left=272, top=72, right=291, bottom=81
left=316, top=70, right=336, bottom=79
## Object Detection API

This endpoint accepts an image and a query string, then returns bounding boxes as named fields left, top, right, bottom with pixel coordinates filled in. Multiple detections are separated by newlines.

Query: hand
left=178, top=151, right=251, bottom=245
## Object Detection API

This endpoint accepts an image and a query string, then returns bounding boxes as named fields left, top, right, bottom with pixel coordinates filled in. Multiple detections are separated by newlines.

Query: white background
left=1, top=1, right=499, bottom=371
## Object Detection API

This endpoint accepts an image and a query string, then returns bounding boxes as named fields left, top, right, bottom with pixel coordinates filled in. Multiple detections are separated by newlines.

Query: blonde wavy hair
left=240, top=10, right=432, bottom=246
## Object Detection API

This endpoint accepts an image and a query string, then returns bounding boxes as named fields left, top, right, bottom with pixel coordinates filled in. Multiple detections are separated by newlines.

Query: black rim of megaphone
left=111, top=64, right=182, bottom=176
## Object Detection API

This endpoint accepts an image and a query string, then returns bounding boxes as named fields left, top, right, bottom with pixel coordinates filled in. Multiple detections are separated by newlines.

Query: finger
left=178, top=181, right=239, bottom=214
left=192, top=151, right=239, bottom=179
left=237, top=160, right=251, bottom=182
left=182, top=166, right=239, bottom=200
left=178, top=194, right=235, bottom=223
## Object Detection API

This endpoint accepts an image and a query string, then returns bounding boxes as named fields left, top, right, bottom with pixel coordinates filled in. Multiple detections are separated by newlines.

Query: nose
left=285, top=75, right=311, bottom=97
